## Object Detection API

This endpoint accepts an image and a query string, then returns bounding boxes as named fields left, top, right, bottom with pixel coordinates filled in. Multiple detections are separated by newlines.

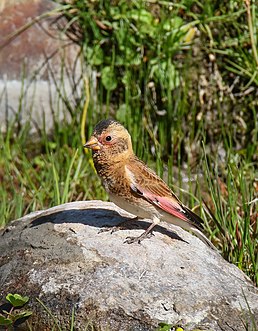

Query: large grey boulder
left=0, top=201, right=257, bottom=330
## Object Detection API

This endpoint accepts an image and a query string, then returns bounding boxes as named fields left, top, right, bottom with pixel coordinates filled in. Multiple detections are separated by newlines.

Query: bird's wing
left=125, top=159, right=203, bottom=229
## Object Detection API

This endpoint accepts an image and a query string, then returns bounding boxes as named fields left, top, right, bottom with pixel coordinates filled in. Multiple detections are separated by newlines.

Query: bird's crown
left=93, top=119, right=123, bottom=136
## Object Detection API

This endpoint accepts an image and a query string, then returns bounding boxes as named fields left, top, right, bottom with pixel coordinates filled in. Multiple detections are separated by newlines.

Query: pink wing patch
left=152, top=196, right=188, bottom=221
left=130, top=183, right=188, bottom=222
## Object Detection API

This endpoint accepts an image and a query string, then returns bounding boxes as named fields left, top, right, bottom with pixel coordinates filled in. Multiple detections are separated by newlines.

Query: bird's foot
left=98, top=225, right=122, bottom=234
left=98, top=217, right=139, bottom=234
left=98, top=226, right=122, bottom=234
left=124, top=231, right=154, bottom=244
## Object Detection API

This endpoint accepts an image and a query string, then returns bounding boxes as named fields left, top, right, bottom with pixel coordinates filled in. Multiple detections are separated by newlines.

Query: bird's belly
left=109, top=193, right=157, bottom=220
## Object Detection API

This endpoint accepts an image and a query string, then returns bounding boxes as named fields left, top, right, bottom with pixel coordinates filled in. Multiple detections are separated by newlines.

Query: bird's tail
left=163, top=211, right=218, bottom=251
left=180, top=206, right=218, bottom=251
left=189, top=226, right=218, bottom=251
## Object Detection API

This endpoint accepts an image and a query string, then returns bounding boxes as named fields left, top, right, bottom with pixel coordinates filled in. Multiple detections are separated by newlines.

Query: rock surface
left=0, top=200, right=257, bottom=330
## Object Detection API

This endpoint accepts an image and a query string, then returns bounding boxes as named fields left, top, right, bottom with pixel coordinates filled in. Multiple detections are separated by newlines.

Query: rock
left=0, top=200, right=257, bottom=330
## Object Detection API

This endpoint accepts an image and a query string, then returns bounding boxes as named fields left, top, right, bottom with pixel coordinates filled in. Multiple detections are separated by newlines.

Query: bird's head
left=84, top=119, right=133, bottom=160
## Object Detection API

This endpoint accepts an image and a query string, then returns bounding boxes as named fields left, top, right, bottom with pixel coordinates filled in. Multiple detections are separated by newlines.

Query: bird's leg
left=124, top=222, right=157, bottom=244
left=98, top=216, right=140, bottom=234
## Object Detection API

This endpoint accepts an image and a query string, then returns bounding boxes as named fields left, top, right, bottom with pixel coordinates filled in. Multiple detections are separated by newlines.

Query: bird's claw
left=124, top=236, right=142, bottom=244
left=98, top=217, right=140, bottom=235
left=124, top=231, right=154, bottom=244
left=98, top=226, right=121, bottom=234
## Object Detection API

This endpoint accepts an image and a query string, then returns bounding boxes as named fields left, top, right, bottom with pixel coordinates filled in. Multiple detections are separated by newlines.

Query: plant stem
left=245, top=0, right=258, bottom=67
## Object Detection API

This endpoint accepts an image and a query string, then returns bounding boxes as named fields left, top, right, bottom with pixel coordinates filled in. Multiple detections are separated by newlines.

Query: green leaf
left=164, top=17, right=183, bottom=31
left=88, top=45, right=104, bottom=66
left=12, top=311, right=33, bottom=327
left=13, top=311, right=33, bottom=323
left=6, top=293, right=29, bottom=307
left=115, top=55, right=126, bottom=66
left=121, top=71, right=130, bottom=86
left=12, top=311, right=32, bottom=327
left=109, top=7, right=122, bottom=20
left=0, top=315, right=12, bottom=326
left=156, top=322, right=173, bottom=331
left=48, top=142, right=57, bottom=150
left=101, top=66, right=117, bottom=91
left=116, top=104, right=128, bottom=122
left=34, top=156, right=45, bottom=168
left=167, top=64, right=180, bottom=90
left=129, top=9, right=153, bottom=25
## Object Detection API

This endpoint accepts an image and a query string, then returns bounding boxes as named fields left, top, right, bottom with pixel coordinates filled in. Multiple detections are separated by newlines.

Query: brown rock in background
left=0, top=0, right=81, bottom=132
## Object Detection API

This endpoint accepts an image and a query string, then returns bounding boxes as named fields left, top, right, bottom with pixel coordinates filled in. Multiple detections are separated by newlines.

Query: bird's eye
left=105, top=135, right=112, bottom=142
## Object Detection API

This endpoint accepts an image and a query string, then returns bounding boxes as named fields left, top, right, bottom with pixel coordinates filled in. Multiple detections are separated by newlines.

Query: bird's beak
left=84, top=136, right=101, bottom=151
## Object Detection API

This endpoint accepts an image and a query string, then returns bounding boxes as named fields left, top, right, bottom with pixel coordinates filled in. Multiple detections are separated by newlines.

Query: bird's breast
left=108, top=192, right=159, bottom=220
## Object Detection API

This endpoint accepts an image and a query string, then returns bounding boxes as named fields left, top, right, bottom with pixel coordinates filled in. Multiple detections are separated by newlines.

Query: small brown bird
left=85, top=119, right=216, bottom=250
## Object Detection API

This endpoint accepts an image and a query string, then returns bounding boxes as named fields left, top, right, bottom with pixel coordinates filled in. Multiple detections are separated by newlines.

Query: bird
left=84, top=118, right=217, bottom=250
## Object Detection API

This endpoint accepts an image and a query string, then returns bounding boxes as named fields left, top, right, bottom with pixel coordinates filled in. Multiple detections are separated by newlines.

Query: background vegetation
left=0, top=0, right=257, bottom=290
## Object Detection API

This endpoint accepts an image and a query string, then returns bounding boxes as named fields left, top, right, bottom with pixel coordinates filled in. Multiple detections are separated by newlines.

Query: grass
left=0, top=119, right=107, bottom=227
left=0, top=0, right=257, bottom=292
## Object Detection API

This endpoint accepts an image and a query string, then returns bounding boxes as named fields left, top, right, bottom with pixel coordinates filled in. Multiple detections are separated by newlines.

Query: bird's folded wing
left=125, top=161, right=204, bottom=229
left=125, top=163, right=190, bottom=222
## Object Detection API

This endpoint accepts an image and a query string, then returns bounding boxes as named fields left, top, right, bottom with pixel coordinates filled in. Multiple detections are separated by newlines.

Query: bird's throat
left=92, top=150, right=128, bottom=180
